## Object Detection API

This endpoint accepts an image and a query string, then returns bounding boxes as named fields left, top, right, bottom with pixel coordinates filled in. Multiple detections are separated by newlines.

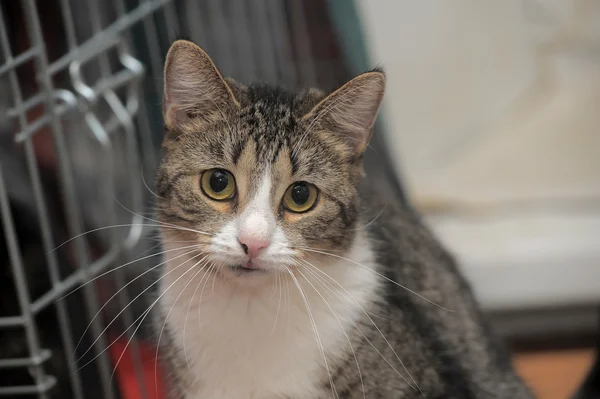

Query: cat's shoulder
left=359, top=181, right=463, bottom=280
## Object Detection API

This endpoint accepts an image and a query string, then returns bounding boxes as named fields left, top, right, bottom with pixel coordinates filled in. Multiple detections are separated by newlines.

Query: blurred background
left=358, top=2, right=600, bottom=397
left=0, top=1, right=598, bottom=399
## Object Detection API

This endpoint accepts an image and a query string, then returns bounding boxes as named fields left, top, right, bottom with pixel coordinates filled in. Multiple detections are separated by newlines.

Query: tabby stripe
left=232, top=138, right=246, bottom=165
left=157, top=171, right=188, bottom=198
left=329, top=352, right=357, bottom=388
left=158, top=210, right=197, bottom=225
left=175, top=197, right=202, bottom=215
left=386, top=280, right=476, bottom=399
left=289, top=149, right=300, bottom=175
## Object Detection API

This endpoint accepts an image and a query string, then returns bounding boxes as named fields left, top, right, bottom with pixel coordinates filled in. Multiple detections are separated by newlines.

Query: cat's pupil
left=209, top=170, right=229, bottom=192
left=291, top=183, right=310, bottom=205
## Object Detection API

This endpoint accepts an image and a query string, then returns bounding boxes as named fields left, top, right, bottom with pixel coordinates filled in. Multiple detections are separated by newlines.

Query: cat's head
left=156, top=40, right=384, bottom=282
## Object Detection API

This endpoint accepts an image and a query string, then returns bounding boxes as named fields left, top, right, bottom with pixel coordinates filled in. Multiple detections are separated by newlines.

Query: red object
left=108, top=338, right=166, bottom=399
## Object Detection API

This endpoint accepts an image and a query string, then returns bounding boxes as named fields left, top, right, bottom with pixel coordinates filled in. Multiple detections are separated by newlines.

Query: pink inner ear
left=163, top=41, right=241, bottom=128
left=163, top=98, right=181, bottom=127
left=163, top=88, right=192, bottom=126
left=304, top=72, right=385, bottom=154
left=163, top=89, right=173, bottom=111
left=163, top=90, right=175, bottom=123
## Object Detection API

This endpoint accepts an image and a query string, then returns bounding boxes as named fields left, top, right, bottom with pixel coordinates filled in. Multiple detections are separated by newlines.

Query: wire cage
left=0, top=1, right=404, bottom=398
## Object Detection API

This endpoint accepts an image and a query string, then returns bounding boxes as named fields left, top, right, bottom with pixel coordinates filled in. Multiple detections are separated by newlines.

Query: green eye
left=201, top=169, right=236, bottom=200
left=283, top=182, right=318, bottom=213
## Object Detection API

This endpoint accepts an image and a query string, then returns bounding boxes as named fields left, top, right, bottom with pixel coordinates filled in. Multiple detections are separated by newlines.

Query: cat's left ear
left=303, top=70, right=385, bottom=155
left=163, top=40, right=239, bottom=128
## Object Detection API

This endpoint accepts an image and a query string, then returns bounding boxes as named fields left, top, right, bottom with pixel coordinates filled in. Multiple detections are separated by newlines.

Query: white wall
left=357, top=0, right=600, bottom=310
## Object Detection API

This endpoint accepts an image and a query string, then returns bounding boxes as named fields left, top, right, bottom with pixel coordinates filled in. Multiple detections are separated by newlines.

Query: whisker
left=270, top=271, right=279, bottom=299
left=197, top=264, right=217, bottom=333
left=285, top=272, right=291, bottom=340
left=297, top=260, right=389, bottom=321
left=290, top=245, right=345, bottom=254
left=292, top=81, right=373, bottom=157
left=295, top=265, right=365, bottom=399
left=354, top=204, right=387, bottom=231
left=51, top=223, right=212, bottom=253
left=155, top=256, right=212, bottom=392
left=133, top=241, right=165, bottom=258
left=111, top=255, right=206, bottom=390
left=75, top=251, right=204, bottom=364
left=49, top=223, right=153, bottom=252
left=183, top=257, right=215, bottom=371
left=299, top=264, right=344, bottom=301
left=113, top=197, right=214, bottom=238
left=60, top=243, right=204, bottom=303
left=271, top=273, right=283, bottom=335
left=285, top=267, right=338, bottom=399
left=299, top=259, right=420, bottom=392
left=297, top=247, right=453, bottom=312
left=141, top=170, right=161, bottom=199
left=72, top=246, right=202, bottom=356
left=144, top=239, right=205, bottom=244
left=210, top=264, right=218, bottom=299
left=73, top=253, right=204, bottom=374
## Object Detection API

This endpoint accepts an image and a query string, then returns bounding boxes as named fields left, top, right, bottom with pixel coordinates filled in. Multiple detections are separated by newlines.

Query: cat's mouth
left=227, top=264, right=267, bottom=276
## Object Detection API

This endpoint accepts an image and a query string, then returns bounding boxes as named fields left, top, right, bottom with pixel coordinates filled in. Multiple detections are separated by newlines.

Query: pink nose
left=238, top=237, right=270, bottom=258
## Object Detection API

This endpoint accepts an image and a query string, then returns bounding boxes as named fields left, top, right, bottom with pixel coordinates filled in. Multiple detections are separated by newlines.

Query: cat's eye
left=283, top=182, right=318, bottom=213
left=200, top=169, right=236, bottom=201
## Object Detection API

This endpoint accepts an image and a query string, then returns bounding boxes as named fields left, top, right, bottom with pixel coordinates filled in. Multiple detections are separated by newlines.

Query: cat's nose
left=238, top=236, right=270, bottom=258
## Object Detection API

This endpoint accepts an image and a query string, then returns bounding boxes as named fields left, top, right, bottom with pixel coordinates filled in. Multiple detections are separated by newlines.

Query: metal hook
left=103, top=89, right=144, bottom=249
left=69, top=61, right=97, bottom=108
left=13, top=89, right=79, bottom=143
left=117, top=41, right=145, bottom=116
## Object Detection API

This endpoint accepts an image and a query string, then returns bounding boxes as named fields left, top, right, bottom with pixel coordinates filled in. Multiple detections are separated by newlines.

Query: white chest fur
left=159, top=240, right=378, bottom=399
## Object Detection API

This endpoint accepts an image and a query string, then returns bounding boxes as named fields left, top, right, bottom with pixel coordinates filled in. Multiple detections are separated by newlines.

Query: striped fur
left=155, top=40, right=533, bottom=399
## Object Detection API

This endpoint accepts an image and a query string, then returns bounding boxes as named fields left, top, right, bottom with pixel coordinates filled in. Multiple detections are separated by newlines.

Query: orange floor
left=514, top=349, right=595, bottom=399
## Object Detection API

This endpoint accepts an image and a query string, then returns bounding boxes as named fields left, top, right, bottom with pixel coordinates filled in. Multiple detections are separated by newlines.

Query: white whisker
left=61, top=243, right=204, bottom=303
left=183, top=257, right=215, bottom=371
left=299, top=263, right=413, bottom=389
left=299, top=259, right=420, bottom=392
left=75, top=251, right=204, bottom=364
left=210, top=264, right=218, bottom=298
left=270, top=271, right=279, bottom=299
left=353, top=205, right=387, bottom=231
left=113, top=197, right=215, bottom=238
left=292, top=81, right=374, bottom=157
left=198, top=265, right=217, bottom=333
left=295, top=266, right=365, bottom=399
left=298, top=247, right=453, bottom=312
left=156, top=255, right=212, bottom=391
left=52, top=223, right=212, bottom=253
left=72, top=246, right=202, bottom=357
left=286, top=272, right=292, bottom=340
left=141, top=170, right=161, bottom=199
left=74, top=253, right=203, bottom=374
left=285, top=267, right=338, bottom=399
left=271, top=273, right=283, bottom=335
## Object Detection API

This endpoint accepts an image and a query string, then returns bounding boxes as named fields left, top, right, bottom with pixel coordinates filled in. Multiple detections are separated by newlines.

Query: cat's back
left=347, top=184, right=534, bottom=398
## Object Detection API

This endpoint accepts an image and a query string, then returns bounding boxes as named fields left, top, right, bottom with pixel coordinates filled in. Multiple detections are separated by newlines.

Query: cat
left=154, top=39, right=534, bottom=399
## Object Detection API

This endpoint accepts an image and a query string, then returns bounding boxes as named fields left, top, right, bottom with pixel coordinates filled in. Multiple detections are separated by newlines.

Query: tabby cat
left=155, top=40, right=534, bottom=399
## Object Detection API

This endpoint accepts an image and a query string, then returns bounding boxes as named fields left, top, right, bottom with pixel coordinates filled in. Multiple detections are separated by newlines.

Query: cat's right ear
left=163, top=40, right=239, bottom=128
left=302, top=70, right=385, bottom=155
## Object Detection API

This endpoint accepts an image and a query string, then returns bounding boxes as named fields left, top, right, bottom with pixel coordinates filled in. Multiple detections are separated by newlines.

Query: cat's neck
left=158, top=232, right=379, bottom=398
